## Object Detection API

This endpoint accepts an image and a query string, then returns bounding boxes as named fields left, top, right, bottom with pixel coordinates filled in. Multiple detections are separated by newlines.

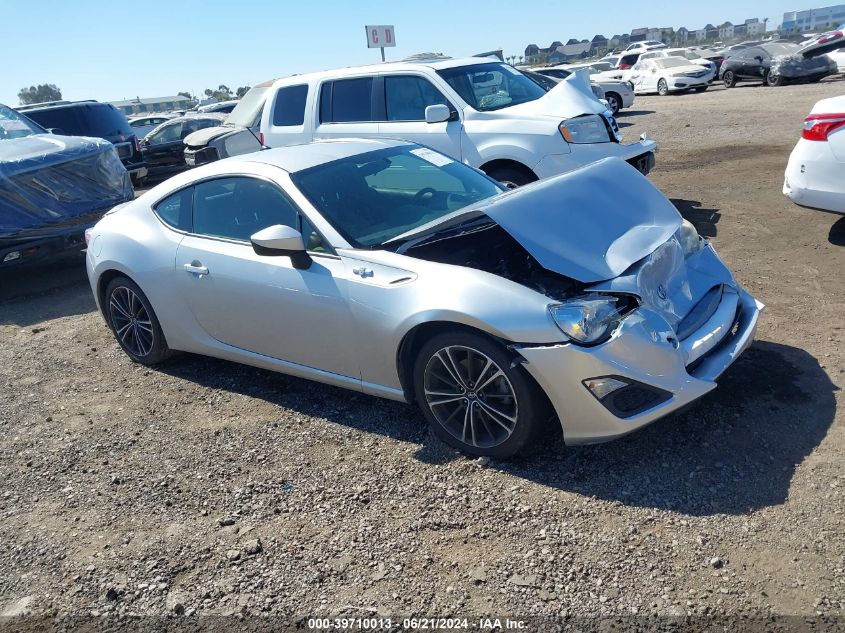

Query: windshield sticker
left=410, top=147, right=453, bottom=167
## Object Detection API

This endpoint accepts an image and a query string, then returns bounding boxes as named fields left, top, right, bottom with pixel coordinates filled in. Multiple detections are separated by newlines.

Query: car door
left=377, top=74, right=463, bottom=161
left=174, top=175, right=359, bottom=379
left=142, top=121, right=183, bottom=169
left=631, top=60, right=653, bottom=92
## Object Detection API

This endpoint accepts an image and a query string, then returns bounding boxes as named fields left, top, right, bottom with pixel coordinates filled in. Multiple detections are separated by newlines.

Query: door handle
left=184, top=262, right=209, bottom=277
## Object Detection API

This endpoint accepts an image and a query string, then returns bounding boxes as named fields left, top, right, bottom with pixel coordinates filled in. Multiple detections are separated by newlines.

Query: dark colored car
left=140, top=113, right=226, bottom=178
left=19, top=101, right=146, bottom=183
left=720, top=42, right=837, bottom=87
left=0, top=104, right=133, bottom=266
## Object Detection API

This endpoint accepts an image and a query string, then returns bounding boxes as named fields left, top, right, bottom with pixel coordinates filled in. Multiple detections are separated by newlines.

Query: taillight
left=802, top=113, right=845, bottom=141
left=619, top=63, right=630, bottom=69
left=259, top=131, right=264, bottom=146
left=818, top=31, right=843, bottom=44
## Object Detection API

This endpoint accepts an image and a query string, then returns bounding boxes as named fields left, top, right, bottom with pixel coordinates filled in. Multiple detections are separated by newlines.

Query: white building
left=718, top=22, right=735, bottom=40
left=745, top=18, right=765, bottom=36
left=782, top=4, right=845, bottom=32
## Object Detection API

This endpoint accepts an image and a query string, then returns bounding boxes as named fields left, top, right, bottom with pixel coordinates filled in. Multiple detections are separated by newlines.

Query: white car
left=783, top=95, right=845, bottom=214
left=623, top=40, right=667, bottom=53
left=828, top=48, right=845, bottom=72
left=532, top=66, right=635, bottom=114
left=638, top=48, right=718, bottom=79
left=629, top=58, right=712, bottom=95
left=258, top=57, right=657, bottom=187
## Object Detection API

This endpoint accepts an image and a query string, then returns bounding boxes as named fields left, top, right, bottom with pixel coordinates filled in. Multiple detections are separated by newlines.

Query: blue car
left=0, top=104, right=134, bottom=266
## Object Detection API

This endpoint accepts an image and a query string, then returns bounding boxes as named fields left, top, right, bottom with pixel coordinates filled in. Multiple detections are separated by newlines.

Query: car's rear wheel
left=766, top=70, right=784, bottom=87
left=484, top=165, right=537, bottom=188
left=722, top=70, right=737, bottom=88
left=606, top=92, right=621, bottom=115
left=657, top=79, right=670, bottom=96
left=413, top=331, right=547, bottom=458
left=105, top=276, right=170, bottom=365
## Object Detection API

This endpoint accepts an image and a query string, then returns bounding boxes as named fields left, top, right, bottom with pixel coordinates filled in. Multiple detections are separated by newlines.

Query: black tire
left=657, top=79, right=669, bottom=96
left=722, top=70, right=737, bottom=88
left=694, top=85, right=708, bottom=93
left=484, top=165, right=537, bottom=189
left=104, top=276, right=171, bottom=365
left=606, top=92, right=621, bottom=115
left=413, top=330, right=549, bottom=458
left=766, top=70, right=784, bottom=87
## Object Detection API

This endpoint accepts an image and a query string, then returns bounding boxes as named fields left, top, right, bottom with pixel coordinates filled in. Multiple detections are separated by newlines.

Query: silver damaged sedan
left=86, top=139, right=763, bottom=457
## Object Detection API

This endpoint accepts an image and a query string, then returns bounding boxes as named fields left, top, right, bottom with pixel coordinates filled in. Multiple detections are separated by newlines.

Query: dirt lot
left=1, top=79, right=843, bottom=629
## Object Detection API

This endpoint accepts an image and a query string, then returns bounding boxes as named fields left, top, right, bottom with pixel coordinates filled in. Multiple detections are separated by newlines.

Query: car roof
left=269, top=57, right=506, bottom=88
left=238, top=138, right=410, bottom=173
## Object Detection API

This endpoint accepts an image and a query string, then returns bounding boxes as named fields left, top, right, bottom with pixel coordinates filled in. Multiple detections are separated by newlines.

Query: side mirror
left=250, top=224, right=312, bottom=270
left=425, top=104, right=451, bottom=124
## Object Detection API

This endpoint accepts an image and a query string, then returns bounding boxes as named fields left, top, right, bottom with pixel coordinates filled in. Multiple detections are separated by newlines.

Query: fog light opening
left=583, top=377, right=629, bottom=400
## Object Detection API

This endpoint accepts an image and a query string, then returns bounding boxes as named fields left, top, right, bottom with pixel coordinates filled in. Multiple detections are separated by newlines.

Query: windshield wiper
left=393, top=217, right=495, bottom=254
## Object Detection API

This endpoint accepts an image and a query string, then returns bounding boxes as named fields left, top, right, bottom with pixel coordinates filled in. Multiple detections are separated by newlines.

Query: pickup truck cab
left=259, top=57, right=657, bottom=186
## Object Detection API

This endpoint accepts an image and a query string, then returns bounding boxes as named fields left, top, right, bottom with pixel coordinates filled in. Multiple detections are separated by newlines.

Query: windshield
left=0, top=105, right=44, bottom=140
left=225, top=86, right=270, bottom=128
left=291, top=145, right=503, bottom=248
left=436, top=62, right=547, bottom=111
left=654, top=58, right=690, bottom=69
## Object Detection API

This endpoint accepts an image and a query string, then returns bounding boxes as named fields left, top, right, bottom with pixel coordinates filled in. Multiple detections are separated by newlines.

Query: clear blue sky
left=2, top=0, right=801, bottom=105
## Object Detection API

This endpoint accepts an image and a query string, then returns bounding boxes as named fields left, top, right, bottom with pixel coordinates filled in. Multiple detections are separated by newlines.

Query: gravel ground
left=1, top=78, right=844, bottom=631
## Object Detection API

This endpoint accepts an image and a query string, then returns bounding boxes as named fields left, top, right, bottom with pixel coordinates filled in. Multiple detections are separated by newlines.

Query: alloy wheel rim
left=423, top=345, right=518, bottom=449
left=109, top=286, right=153, bottom=357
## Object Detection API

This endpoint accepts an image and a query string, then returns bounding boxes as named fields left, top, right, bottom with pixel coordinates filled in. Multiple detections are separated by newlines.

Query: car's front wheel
left=722, top=70, right=737, bottom=88
left=765, top=70, right=784, bottom=87
left=105, top=276, right=171, bottom=365
left=413, top=331, right=548, bottom=458
left=485, top=165, right=537, bottom=188
left=606, top=92, right=621, bottom=115
left=657, top=79, right=670, bottom=96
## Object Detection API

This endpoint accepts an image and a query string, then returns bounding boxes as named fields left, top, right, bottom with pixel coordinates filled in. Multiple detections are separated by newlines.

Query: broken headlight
left=549, top=294, right=637, bottom=345
left=676, top=219, right=705, bottom=256
left=559, top=114, right=610, bottom=144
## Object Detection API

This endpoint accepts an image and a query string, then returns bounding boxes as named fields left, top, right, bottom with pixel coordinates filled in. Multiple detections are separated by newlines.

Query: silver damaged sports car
left=86, top=139, right=763, bottom=457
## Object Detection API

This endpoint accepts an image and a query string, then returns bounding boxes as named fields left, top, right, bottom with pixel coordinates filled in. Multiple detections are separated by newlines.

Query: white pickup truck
left=258, top=57, right=657, bottom=186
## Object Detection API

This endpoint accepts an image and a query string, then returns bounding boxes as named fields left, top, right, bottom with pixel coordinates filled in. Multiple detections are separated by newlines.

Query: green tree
left=17, top=84, right=62, bottom=105
left=236, top=86, right=251, bottom=98
left=178, top=91, right=193, bottom=99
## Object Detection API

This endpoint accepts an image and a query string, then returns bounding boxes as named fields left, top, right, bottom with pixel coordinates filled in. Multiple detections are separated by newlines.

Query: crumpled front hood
left=477, top=157, right=682, bottom=283
left=491, top=72, right=605, bottom=119
left=184, top=124, right=232, bottom=147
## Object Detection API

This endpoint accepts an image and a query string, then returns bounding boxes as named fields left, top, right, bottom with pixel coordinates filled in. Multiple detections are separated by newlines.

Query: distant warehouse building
left=109, top=95, right=191, bottom=115
left=782, top=4, right=845, bottom=31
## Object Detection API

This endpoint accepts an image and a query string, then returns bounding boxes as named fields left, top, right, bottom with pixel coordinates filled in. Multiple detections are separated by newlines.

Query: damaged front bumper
left=533, top=134, right=658, bottom=179
left=516, top=285, right=763, bottom=446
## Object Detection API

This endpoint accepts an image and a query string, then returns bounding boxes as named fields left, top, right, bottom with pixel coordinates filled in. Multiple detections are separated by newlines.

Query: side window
left=299, top=214, right=329, bottom=253
left=193, top=177, right=299, bottom=242
left=272, top=85, right=308, bottom=126
left=154, top=188, right=193, bottom=232
left=322, top=77, right=373, bottom=123
left=385, top=76, right=449, bottom=121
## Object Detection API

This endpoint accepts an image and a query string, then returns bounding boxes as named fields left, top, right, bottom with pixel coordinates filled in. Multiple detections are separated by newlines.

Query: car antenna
left=246, top=126, right=271, bottom=151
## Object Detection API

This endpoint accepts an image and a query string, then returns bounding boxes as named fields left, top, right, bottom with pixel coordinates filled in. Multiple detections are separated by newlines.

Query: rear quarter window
left=272, top=85, right=308, bottom=126
left=153, top=188, right=193, bottom=232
